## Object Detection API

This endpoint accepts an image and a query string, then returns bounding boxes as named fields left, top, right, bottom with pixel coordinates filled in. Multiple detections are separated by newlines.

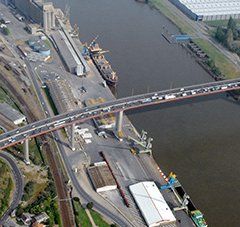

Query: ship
left=88, top=42, right=118, bottom=86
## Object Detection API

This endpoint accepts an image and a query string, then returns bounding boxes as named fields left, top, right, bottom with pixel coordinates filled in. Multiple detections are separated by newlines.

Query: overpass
left=1, top=78, right=240, bottom=162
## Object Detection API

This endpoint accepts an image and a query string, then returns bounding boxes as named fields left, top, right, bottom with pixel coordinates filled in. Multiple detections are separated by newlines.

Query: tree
left=215, top=26, right=225, bottom=43
left=86, top=202, right=94, bottom=209
left=225, top=29, right=234, bottom=49
left=227, top=17, right=236, bottom=31
left=2, top=27, right=10, bottom=36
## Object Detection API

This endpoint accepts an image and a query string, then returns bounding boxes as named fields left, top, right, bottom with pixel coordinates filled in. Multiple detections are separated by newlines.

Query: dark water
left=53, top=0, right=240, bottom=226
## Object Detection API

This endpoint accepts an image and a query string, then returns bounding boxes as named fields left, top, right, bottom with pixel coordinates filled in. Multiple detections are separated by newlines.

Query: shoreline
left=148, top=0, right=240, bottom=79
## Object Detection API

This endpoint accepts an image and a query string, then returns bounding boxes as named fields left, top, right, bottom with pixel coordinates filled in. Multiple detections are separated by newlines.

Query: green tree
left=2, top=27, right=10, bottom=36
left=227, top=17, right=236, bottom=31
left=86, top=202, right=93, bottom=209
left=225, top=29, right=234, bottom=49
left=215, top=26, right=225, bottom=43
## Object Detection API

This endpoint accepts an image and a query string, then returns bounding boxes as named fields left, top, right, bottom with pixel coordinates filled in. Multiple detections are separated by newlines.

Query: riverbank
left=149, top=0, right=240, bottom=79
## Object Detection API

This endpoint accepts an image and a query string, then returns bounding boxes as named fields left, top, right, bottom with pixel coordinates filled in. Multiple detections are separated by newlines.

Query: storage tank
left=28, top=37, right=39, bottom=46
left=39, top=46, right=51, bottom=56
left=33, top=43, right=42, bottom=51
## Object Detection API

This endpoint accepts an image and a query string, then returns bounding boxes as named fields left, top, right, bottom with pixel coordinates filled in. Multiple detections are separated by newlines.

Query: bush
left=86, top=202, right=93, bottom=210
left=73, top=197, right=80, bottom=202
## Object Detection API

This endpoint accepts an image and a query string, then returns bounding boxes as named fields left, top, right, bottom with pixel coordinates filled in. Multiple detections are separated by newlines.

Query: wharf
left=47, top=20, right=196, bottom=227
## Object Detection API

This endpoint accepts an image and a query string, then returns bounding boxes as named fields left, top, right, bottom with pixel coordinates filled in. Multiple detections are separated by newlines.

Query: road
left=1, top=78, right=240, bottom=149
left=162, top=0, right=240, bottom=69
left=27, top=60, right=132, bottom=226
left=0, top=152, right=23, bottom=225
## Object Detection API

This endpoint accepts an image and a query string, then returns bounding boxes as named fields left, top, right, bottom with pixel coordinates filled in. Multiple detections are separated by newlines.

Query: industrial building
left=170, top=0, right=240, bottom=21
left=0, top=102, right=26, bottom=125
left=88, top=162, right=117, bottom=193
left=46, top=79, right=78, bottom=113
left=129, top=181, right=176, bottom=227
left=85, top=97, right=115, bottom=129
left=6, top=0, right=56, bottom=31
left=51, top=30, right=89, bottom=76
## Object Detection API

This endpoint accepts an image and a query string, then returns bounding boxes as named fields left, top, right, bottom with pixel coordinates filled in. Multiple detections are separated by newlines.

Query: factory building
left=51, top=30, right=89, bottom=76
left=0, top=103, right=26, bottom=125
left=7, top=0, right=55, bottom=31
left=129, top=181, right=176, bottom=227
left=170, top=0, right=240, bottom=21
left=88, top=162, right=117, bottom=193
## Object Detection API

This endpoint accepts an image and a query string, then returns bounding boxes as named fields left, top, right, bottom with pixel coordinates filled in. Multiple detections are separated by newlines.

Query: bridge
left=1, top=78, right=240, bottom=162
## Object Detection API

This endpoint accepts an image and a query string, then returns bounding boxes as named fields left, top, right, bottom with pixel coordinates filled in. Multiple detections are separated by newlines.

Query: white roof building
left=0, top=103, right=26, bottom=125
left=171, top=0, right=240, bottom=21
left=129, top=181, right=176, bottom=227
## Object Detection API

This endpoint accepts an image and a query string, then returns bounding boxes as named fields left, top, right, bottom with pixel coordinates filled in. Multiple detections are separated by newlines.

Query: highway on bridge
left=1, top=78, right=240, bottom=150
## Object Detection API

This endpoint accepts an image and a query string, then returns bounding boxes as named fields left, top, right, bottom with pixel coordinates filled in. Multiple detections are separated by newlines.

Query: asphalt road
left=0, top=152, right=23, bottom=225
left=27, top=60, right=132, bottom=226
left=1, top=78, right=240, bottom=150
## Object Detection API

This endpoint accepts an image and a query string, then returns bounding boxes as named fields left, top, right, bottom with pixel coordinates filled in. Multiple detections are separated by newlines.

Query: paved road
left=1, top=78, right=240, bottom=150
left=0, top=152, right=23, bottom=225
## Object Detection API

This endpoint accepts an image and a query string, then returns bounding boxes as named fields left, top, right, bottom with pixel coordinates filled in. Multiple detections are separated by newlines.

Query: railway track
left=0, top=67, right=75, bottom=226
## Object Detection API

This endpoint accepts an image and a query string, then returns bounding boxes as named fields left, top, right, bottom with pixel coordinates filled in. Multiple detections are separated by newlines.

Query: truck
left=164, top=94, right=176, bottom=100
left=190, top=210, right=207, bottom=227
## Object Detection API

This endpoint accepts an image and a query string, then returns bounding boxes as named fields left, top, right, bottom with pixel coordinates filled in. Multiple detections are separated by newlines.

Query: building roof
left=178, top=0, right=240, bottom=16
left=88, top=162, right=116, bottom=191
left=129, top=181, right=176, bottom=227
left=0, top=103, right=26, bottom=123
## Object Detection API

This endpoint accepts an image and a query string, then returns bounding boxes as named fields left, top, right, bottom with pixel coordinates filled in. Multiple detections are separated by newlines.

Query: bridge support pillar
left=24, top=139, right=30, bottom=165
left=71, top=123, right=76, bottom=151
left=115, top=111, right=123, bottom=141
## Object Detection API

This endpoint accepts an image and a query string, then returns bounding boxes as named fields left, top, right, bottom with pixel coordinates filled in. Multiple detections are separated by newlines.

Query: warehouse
left=171, top=0, right=240, bottom=21
left=0, top=103, right=26, bottom=125
left=129, top=181, right=176, bottom=227
left=88, top=162, right=117, bottom=193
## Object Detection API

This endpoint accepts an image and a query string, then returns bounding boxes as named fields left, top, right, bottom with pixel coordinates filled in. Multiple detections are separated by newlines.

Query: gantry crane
left=128, top=130, right=153, bottom=155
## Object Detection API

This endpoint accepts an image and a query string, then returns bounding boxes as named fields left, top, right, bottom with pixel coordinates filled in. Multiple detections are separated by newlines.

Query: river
left=52, top=0, right=240, bottom=226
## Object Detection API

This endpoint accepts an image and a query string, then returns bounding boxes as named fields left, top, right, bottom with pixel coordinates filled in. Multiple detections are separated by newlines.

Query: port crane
left=128, top=130, right=153, bottom=155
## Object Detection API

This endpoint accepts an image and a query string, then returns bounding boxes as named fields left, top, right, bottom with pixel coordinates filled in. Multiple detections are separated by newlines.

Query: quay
left=0, top=1, right=215, bottom=226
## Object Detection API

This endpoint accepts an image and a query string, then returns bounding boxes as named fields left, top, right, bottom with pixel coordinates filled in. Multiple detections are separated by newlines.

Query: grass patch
left=194, top=38, right=240, bottom=78
left=0, top=159, right=14, bottom=217
left=43, top=87, right=59, bottom=115
left=16, top=139, right=43, bottom=165
left=89, top=209, right=110, bottom=227
left=73, top=200, right=92, bottom=227
left=149, top=0, right=195, bottom=34
left=205, top=19, right=240, bottom=28
left=0, top=87, right=19, bottom=109
left=148, top=0, right=240, bottom=79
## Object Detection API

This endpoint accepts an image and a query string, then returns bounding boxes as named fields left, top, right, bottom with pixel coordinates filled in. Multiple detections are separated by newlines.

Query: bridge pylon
left=24, top=139, right=30, bottom=165
left=71, top=123, right=76, bottom=151
left=115, top=111, right=123, bottom=141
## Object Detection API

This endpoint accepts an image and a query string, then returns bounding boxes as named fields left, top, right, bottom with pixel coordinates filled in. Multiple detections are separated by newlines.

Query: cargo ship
left=88, top=42, right=118, bottom=86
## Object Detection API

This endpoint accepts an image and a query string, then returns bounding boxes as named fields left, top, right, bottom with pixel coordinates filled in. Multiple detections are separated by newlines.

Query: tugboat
left=88, top=39, right=118, bottom=86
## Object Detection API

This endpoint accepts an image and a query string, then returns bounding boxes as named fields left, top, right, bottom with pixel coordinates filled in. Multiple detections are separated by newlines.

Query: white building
left=129, top=181, right=176, bottom=227
left=171, top=0, right=240, bottom=21
left=0, top=103, right=26, bottom=125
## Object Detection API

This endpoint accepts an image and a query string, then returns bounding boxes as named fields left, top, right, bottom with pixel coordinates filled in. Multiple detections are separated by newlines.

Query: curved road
left=0, top=152, right=23, bottom=225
